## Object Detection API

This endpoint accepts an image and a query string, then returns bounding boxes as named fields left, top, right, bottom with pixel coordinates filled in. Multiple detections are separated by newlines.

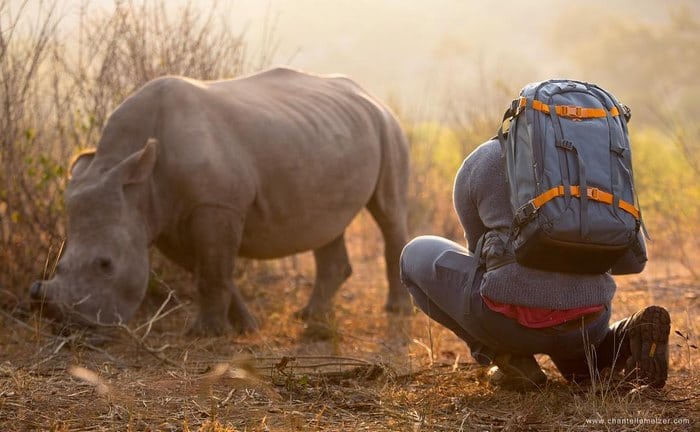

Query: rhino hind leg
left=367, top=183, right=412, bottom=315
left=297, top=233, right=352, bottom=322
left=187, top=206, right=258, bottom=336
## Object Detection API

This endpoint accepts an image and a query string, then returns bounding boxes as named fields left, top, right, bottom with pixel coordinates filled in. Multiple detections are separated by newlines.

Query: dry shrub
left=0, top=0, right=64, bottom=299
left=58, top=0, right=252, bottom=147
left=0, top=0, right=270, bottom=298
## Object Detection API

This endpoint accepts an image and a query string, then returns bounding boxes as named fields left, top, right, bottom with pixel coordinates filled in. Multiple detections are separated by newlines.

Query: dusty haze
left=14, top=0, right=698, bottom=116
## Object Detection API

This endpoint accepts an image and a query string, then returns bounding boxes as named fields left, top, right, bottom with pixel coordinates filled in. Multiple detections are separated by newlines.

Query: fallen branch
left=132, top=289, right=183, bottom=340
left=91, top=290, right=187, bottom=367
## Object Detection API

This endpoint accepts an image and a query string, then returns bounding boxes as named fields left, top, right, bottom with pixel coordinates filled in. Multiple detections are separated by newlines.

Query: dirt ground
left=1, top=218, right=698, bottom=431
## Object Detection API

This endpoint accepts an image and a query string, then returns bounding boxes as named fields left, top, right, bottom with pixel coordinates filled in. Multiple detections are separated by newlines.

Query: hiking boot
left=623, top=305, right=671, bottom=388
left=488, top=354, right=547, bottom=390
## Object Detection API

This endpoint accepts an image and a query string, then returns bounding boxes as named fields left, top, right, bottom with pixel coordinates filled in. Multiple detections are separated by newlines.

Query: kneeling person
left=400, top=138, right=670, bottom=390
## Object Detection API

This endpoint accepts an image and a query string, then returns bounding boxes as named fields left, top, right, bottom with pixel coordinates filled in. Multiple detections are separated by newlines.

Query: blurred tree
left=551, top=4, right=700, bottom=168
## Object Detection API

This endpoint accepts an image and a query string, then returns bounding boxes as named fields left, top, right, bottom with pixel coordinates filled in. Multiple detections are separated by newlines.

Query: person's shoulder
left=456, top=139, right=501, bottom=192
left=463, top=139, right=501, bottom=170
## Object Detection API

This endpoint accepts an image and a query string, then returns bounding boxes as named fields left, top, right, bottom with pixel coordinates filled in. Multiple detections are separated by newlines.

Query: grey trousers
left=400, top=235, right=630, bottom=380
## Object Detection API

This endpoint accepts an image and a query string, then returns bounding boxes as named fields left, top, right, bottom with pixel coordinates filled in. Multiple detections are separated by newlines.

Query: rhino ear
left=119, top=138, right=158, bottom=185
left=69, top=150, right=96, bottom=179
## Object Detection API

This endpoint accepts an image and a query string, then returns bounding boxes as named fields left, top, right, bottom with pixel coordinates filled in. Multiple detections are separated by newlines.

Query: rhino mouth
left=29, top=287, right=104, bottom=335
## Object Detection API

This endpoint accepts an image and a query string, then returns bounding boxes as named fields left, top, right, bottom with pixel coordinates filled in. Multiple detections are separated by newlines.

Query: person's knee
left=402, top=235, right=456, bottom=260
left=400, top=236, right=442, bottom=286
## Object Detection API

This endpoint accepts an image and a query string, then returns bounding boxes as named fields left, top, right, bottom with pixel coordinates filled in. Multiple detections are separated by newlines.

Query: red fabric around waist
left=482, top=296, right=604, bottom=329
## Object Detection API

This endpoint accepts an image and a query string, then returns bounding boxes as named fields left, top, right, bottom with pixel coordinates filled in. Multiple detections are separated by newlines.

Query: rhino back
left=96, top=68, right=401, bottom=258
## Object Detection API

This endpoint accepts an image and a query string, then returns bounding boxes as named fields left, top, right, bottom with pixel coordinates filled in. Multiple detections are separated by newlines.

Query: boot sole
left=627, top=306, right=671, bottom=388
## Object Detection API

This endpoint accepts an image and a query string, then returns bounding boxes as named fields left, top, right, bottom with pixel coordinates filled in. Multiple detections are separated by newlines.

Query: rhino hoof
left=187, top=318, right=231, bottom=337
left=296, top=307, right=336, bottom=340
left=231, top=318, right=258, bottom=335
left=385, top=299, right=414, bottom=315
left=302, top=321, right=335, bottom=341
left=294, top=305, right=333, bottom=323
left=294, top=307, right=311, bottom=321
left=228, top=311, right=258, bottom=335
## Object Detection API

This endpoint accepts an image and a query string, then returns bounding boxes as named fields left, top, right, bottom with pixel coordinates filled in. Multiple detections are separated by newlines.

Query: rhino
left=30, top=67, right=411, bottom=335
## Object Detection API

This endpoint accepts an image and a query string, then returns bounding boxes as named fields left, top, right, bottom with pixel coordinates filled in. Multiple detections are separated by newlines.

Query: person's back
left=454, top=140, right=617, bottom=315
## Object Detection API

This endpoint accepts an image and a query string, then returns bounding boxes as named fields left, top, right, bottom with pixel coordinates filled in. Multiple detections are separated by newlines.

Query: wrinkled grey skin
left=31, top=67, right=411, bottom=335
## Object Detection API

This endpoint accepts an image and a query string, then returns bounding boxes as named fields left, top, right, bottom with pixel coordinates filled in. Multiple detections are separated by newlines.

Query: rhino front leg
left=227, top=282, right=258, bottom=334
left=297, top=233, right=352, bottom=321
left=188, top=207, right=257, bottom=336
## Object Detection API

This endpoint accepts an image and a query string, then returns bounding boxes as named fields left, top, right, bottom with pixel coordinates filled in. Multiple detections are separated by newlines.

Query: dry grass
left=1, top=216, right=698, bottom=431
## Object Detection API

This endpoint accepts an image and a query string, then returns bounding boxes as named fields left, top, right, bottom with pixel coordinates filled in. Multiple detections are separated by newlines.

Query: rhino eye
left=96, top=257, right=113, bottom=275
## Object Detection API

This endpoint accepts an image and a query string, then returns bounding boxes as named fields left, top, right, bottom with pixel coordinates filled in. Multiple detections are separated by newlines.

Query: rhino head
left=30, top=139, right=158, bottom=328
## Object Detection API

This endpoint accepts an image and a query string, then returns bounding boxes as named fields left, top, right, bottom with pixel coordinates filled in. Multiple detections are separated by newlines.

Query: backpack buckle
left=507, top=98, right=522, bottom=117
left=621, top=104, right=632, bottom=122
left=514, top=201, right=538, bottom=226
left=562, top=105, right=583, bottom=118
left=588, top=187, right=599, bottom=200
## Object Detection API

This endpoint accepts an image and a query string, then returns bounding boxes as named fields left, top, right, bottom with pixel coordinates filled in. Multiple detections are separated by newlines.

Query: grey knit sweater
left=453, top=139, right=632, bottom=309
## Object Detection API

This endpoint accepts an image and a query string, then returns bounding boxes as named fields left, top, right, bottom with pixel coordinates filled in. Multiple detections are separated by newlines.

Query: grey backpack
left=498, top=80, right=642, bottom=273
